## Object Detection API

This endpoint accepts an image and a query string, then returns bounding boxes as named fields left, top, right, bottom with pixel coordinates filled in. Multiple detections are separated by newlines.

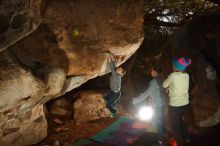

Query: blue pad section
left=90, top=116, right=131, bottom=142
left=73, top=139, right=92, bottom=146
left=73, top=116, right=149, bottom=146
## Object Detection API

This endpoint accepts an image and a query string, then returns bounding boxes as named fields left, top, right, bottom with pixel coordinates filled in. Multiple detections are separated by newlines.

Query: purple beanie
left=173, top=57, right=192, bottom=71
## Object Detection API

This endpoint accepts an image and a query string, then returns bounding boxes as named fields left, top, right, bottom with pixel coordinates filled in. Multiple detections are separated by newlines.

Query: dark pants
left=104, top=90, right=121, bottom=113
left=154, top=106, right=165, bottom=141
left=169, top=105, right=189, bottom=146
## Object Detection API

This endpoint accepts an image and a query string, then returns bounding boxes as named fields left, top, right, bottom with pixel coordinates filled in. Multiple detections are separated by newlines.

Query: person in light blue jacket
left=132, top=65, right=165, bottom=146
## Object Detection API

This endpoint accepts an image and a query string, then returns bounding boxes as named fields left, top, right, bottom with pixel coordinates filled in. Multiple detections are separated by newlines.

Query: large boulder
left=73, top=91, right=111, bottom=123
left=0, top=51, right=63, bottom=146
left=200, top=107, right=220, bottom=127
left=0, top=104, right=47, bottom=146
left=9, top=0, right=144, bottom=76
left=161, top=14, right=220, bottom=127
left=0, top=0, right=45, bottom=51
left=0, top=50, right=66, bottom=115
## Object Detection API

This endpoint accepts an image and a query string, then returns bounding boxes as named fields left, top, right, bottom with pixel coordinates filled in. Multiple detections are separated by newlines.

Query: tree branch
left=147, top=11, right=175, bottom=17
left=208, top=0, right=220, bottom=5
left=145, top=18, right=184, bottom=27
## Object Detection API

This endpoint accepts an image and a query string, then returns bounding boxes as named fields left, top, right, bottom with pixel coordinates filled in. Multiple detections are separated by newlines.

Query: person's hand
left=110, top=54, right=115, bottom=62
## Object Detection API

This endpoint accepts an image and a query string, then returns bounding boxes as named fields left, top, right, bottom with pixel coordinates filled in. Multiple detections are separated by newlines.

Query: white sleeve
left=163, top=74, right=173, bottom=88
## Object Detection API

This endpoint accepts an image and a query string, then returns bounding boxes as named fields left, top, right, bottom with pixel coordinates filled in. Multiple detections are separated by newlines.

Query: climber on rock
left=104, top=54, right=126, bottom=114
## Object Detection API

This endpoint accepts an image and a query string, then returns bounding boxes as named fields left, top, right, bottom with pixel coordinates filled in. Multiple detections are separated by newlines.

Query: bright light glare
left=138, top=106, right=154, bottom=121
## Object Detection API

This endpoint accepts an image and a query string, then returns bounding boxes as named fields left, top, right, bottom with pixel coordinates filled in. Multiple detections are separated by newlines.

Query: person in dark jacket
left=104, top=54, right=126, bottom=114
left=132, top=65, right=165, bottom=146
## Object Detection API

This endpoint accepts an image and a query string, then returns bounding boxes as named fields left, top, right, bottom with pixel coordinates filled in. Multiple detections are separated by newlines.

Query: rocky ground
left=32, top=87, right=220, bottom=146
left=33, top=113, right=117, bottom=146
left=34, top=109, right=220, bottom=146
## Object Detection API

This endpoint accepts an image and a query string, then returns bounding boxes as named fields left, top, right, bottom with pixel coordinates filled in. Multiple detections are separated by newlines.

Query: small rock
left=54, top=118, right=63, bottom=124
left=55, top=127, right=69, bottom=133
left=73, top=91, right=111, bottom=123
left=55, top=127, right=61, bottom=133
left=54, top=140, right=60, bottom=146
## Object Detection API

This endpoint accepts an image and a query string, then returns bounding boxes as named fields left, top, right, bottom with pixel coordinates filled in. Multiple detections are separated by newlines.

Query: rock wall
left=0, top=0, right=45, bottom=52
left=10, top=0, right=144, bottom=76
left=161, top=14, right=220, bottom=127
left=0, top=0, right=145, bottom=145
left=0, top=105, right=47, bottom=146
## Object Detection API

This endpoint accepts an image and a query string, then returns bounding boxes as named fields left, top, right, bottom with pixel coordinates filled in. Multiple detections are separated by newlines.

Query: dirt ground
left=33, top=113, right=117, bottom=146
left=34, top=111, right=220, bottom=146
